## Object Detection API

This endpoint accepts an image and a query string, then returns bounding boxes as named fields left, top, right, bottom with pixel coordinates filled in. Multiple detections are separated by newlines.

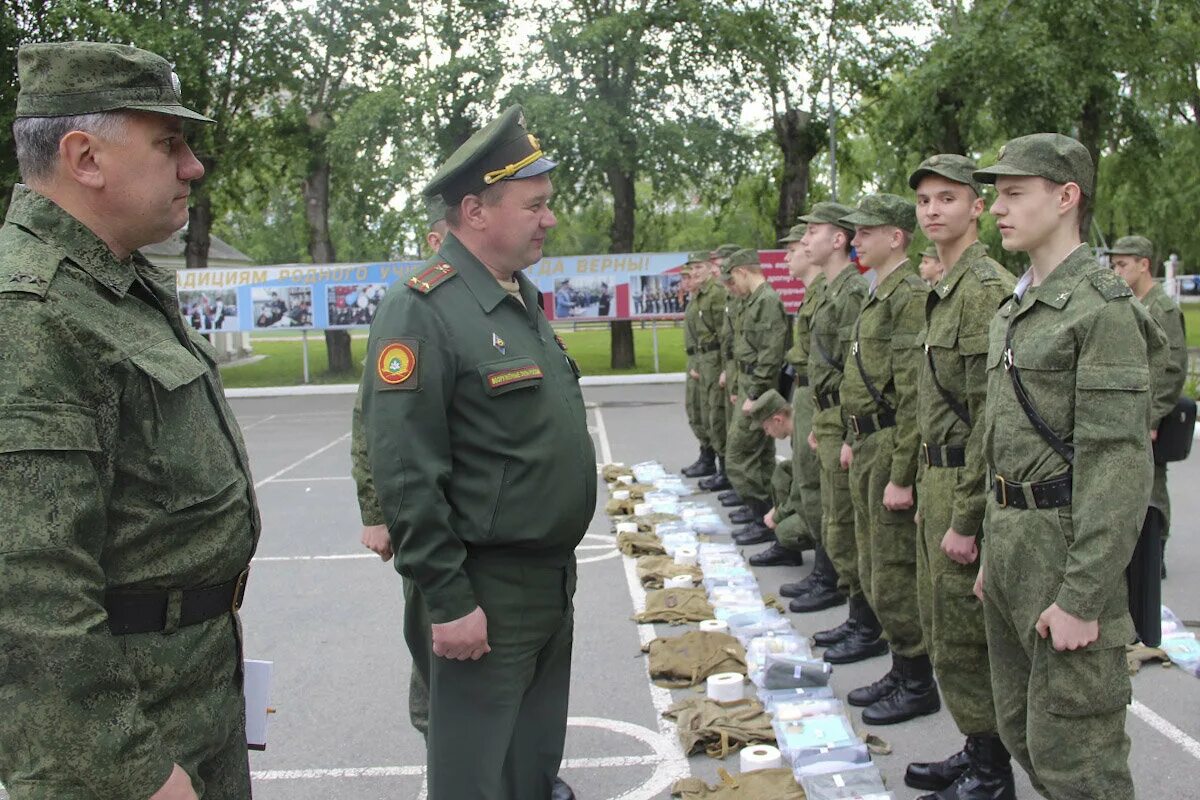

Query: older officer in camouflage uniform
left=906, top=155, right=1017, bottom=799
left=701, top=244, right=745, bottom=497
left=362, top=106, right=595, bottom=800
left=799, top=203, right=867, bottom=624
left=0, top=43, right=257, bottom=800
left=687, top=251, right=729, bottom=481
left=682, top=253, right=719, bottom=478
left=722, top=249, right=789, bottom=544
left=838, top=195, right=938, bottom=720
left=974, top=134, right=1170, bottom=800
left=1109, top=234, right=1188, bottom=575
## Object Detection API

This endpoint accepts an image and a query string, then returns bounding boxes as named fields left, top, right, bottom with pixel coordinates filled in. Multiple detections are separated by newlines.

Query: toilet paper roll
left=617, top=475, right=634, bottom=485
left=706, top=672, right=744, bottom=703
left=739, top=744, right=783, bottom=773
left=611, top=489, right=631, bottom=501
left=664, top=575, right=694, bottom=589
left=633, top=502, right=652, bottom=516
left=699, top=619, right=729, bottom=633
left=615, top=522, right=638, bottom=535
left=674, top=547, right=698, bottom=566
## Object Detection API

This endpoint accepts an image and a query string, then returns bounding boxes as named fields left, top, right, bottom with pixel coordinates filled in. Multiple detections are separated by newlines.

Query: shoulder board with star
left=1086, top=267, right=1132, bottom=301
left=0, top=225, right=63, bottom=300
left=406, top=262, right=458, bottom=294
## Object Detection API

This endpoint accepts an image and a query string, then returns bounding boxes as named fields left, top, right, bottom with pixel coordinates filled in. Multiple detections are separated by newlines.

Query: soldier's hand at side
left=149, top=764, right=198, bottom=800
left=807, top=431, right=818, bottom=452
left=764, top=507, right=777, bottom=530
left=882, top=482, right=913, bottom=511
left=973, top=565, right=984, bottom=601
left=689, top=369, right=700, bottom=380
left=432, top=606, right=490, bottom=660
left=940, top=527, right=978, bottom=565
left=1150, top=429, right=1158, bottom=443
left=719, top=371, right=726, bottom=388
left=741, top=398, right=754, bottom=414
left=360, top=524, right=393, bottom=561
left=729, top=393, right=738, bottom=405
left=839, top=443, right=853, bottom=470
left=1036, top=604, right=1099, bottom=651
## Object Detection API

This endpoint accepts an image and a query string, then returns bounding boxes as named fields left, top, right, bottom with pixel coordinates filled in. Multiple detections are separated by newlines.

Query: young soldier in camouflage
left=682, top=251, right=724, bottom=478
left=907, top=155, right=1017, bottom=799
left=0, top=43, right=258, bottom=800
left=699, top=244, right=744, bottom=497
left=838, top=195, right=938, bottom=719
left=681, top=259, right=714, bottom=475
left=974, top=133, right=1171, bottom=800
left=1109, top=235, right=1188, bottom=576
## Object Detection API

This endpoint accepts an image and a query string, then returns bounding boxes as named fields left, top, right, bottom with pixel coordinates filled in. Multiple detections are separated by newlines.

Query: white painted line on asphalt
left=252, top=535, right=618, bottom=566
left=253, top=434, right=350, bottom=489
left=1130, top=699, right=1200, bottom=761
left=253, top=553, right=378, bottom=562
left=260, top=476, right=351, bottom=483
left=592, top=406, right=614, bottom=466
left=239, top=413, right=278, bottom=431
left=225, top=372, right=687, bottom=399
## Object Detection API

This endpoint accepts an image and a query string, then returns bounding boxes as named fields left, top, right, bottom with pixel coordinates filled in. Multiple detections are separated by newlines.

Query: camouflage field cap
left=908, top=153, right=982, bottom=195
left=424, top=193, right=447, bottom=227
left=921, top=244, right=939, bottom=260
left=840, top=193, right=917, bottom=233
left=687, top=250, right=711, bottom=265
left=1107, top=235, right=1153, bottom=260
left=720, top=247, right=760, bottom=278
left=423, top=105, right=556, bottom=204
left=714, top=243, right=741, bottom=259
left=778, top=223, right=807, bottom=243
left=16, top=42, right=212, bottom=122
left=797, top=201, right=856, bottom=234
left=973, top=133, right=1095, bottom=197
left=747, top=389, right=789, bottom=427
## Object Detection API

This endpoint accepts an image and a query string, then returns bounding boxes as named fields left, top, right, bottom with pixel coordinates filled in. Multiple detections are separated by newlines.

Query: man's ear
left=59, top=130, right=106, bottom=189
left=1057, top=181, right=1083, bottom=220
left=459, top=194, right=490, bottom=231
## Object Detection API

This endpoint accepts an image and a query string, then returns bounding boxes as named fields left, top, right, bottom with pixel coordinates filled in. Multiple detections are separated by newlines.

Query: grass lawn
left=220, top=325, right=689, bottom=388
left=1183, top=304, right=1200, bottom=349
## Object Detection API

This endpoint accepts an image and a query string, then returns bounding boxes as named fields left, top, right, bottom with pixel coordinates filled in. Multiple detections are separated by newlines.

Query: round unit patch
left=377, top=342, right=416, bottom=385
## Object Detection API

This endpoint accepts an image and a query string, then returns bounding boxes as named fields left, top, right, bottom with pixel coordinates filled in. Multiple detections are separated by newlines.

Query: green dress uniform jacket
left=915, top=241, right=1014, bottom=737
left=0, top=187, right=259, bottom=800
left=980, top=245, right=1169, bottom=799
left=842, top=260, right=928, bottom=657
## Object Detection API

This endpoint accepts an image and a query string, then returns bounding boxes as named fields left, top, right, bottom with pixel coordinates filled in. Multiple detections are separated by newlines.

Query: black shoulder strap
left=925, top=345, right=970, bottom=425
left=812, top=331, right=843, bottom=372
left=852, top=315, right=894, bottom=413
left=1004, top=311, right=1074, bottom=465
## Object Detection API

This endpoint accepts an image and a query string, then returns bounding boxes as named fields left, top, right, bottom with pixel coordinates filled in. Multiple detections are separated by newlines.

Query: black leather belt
left=698, top=342, right=720, bottom=354
left=993, top=473, right=1072, bottom=510
left=923, top=443, right=966, bottom=468
left=741, top=363, right=756, bottom=375
left=105, top=569, right=250, bottom=635
left=686, top=345, right=695, bottom=355
left=815, top=390, right=840, bottom=410
left=849, top=410, right=896, bottom=437
left=795, top=375, right=809, bottom=388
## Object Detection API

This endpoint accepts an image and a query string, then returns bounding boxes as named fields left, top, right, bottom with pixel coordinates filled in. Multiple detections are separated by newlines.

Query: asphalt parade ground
left=5, top=384, right=1191, bottom=800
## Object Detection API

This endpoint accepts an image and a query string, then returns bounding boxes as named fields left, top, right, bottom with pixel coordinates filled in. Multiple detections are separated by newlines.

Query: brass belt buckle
left=922, top=442, right=930, bottom=465
left=232, top=568, right=250, bottom=612
left=850, top=416, right=861, bottom=435
left=996, top=475, right=1008, bottom=507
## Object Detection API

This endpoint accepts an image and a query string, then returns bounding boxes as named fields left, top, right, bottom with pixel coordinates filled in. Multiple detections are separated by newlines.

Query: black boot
left=918, top=734, right=1015, bottom=800
left=1161, top=538, right=1167, bottom=579
left=782, top=544, right=835, bottom=597
left=906, top=742, right=971, bottom=791
left=749, top=542, right=805, bottom=566
left=813, top=601, right=858, bottom=646
left=824, top=596, right=888, bottom=664
left=728, top=504, right=759, bottom=524
left=699, top=458, right=732, bottom=492
left=789, top=582, right=847, bottom=612
left=719, top=490, right=744, bottom=507
left=862, top=653, right=941, bottom=724
left=848, top=653, right=901, bottom=707
left=682, top=446, right=717, bottom=478
left=551, top=776, right=577, bottom=800
left=717, top=488, right=739, bottom=503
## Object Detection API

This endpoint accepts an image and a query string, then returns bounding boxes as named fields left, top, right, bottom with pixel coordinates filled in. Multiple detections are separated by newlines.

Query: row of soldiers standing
left=678, top=134, right=1187, bottom=800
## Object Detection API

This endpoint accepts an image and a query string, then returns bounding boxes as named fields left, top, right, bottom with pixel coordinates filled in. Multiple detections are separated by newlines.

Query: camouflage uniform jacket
left=1138, top=282, right=1188, bottom=421
left=721, top=294, right=744, bottom=384
left=918, top=242, right=1015, bottom=537
left=692, top=277, right=727, bottom=355
left=732, top=280, right=787, bottom=400
left=982, top=245, right=1169, bottom=623
left=785, top=273, right=826, bottom=373
left=0, top=186, right=259, bottom=798
left=807, top=263, right=868, bottom=401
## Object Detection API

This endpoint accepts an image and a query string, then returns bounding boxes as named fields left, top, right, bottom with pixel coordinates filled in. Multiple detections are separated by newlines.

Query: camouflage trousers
left=724, top=393, right=775, bottom=505
left=813, top=405, right=860, bottom=599
left=982, top=504, right=1133, bottom=800
left=916, top=465, right=997, bottom=735
left=849, top=427, right=925, bottom=658
left=1151, top=462, right=1171, bottom=540
left=685, top=366, right=710, bottom=449
left=785, top=384, right=822, bottom=552
left=699, top=355, right=727, bottom=458
left=770, top=460, right=814, bottom=553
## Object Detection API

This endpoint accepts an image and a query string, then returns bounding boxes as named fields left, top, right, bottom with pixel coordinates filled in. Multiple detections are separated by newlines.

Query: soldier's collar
left=5, top=185, right=137, bottom=297
left=1031, top=244, right=1091, bottom=309
left=441, top=232, right=537, bottom=314
left=828, top=261, right=858, bottom=290
left=869, top=258, right=912, bottom=301
left=932, top=240, right=987, bottom=299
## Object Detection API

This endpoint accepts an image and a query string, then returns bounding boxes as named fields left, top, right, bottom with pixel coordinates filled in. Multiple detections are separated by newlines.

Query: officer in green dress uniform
left=362, top=106, right=595, bottom=800
left=974, top=134, right=1170, bottom=800
left=838, top=195, right=938, bottom=721
left=1108, top=235, right=1188, bottom=576
left=906, top=155, right=1017, bottom=799
left=0, top=42, right=258, bottom=800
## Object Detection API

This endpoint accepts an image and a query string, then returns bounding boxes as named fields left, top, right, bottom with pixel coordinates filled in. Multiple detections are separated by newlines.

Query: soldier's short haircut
left=1040, top=177, right=1092, bottom=238
left=444, top=182, right=506, bottom=228
left=13, top=112, right=128, bottom=184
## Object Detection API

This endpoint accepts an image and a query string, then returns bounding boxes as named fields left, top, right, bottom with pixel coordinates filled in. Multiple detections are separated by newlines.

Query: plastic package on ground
left=644, top=491, right=681, bottom=514
left=699, top=541, right=738, bottom=555
left=728, top=608, right=795, bottom=646
left=653, top=476, right=693, bottom=496
left=768, top=697, right=845, bottom=722
left=708, top=586, right=763, bottom=606
left=746, top=634, right=813, bottom=683
left=714, top=602, right=768, bottom=622
left=632, top=461, right=669, bottom=483
left=655, top=521, right=695, bottom=538
left=773, top=714, right=859, bottom=764
left=757, top=686, right=836, bottom=706
left=703, top=572, right=757, bottom=595
left=759, top=653, right=833, bottom=690
left=1161, top=632, right=1200, bottom=677
left=800, top=764, right=888, bottom=800
left=790, top=743, right=872, bottom=775
left=698, top=552, right=748, bottom=570
left=661, top=532, right=700, bottom=556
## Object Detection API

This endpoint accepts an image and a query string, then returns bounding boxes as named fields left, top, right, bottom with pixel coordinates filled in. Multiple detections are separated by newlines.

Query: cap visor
left=125, top=104, right=215, bottom=123
left=840, top=211, right=887, bottom=227
left=508, top=156, right=557, bottom=180
left=972, top=163, right=1040, bottom=184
